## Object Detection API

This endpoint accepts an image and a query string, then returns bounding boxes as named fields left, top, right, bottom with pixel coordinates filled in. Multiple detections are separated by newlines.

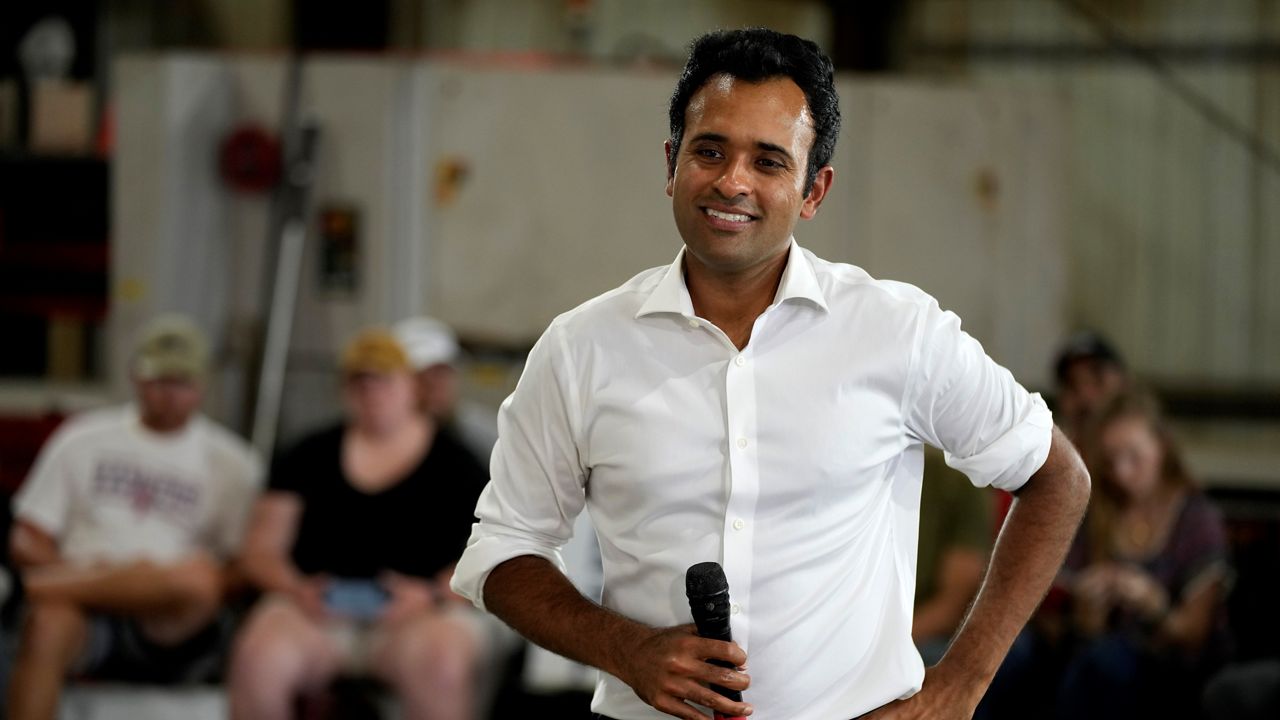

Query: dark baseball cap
left=1053, top=331, right=1125, bottom=384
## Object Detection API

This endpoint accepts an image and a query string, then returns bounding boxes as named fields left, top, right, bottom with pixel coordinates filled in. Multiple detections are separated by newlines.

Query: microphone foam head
left=686, top=561, right=728, bottom=597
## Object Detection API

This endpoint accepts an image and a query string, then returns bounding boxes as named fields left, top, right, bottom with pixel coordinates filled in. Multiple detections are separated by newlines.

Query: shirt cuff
left=944, top=392, right=1054, bottom=493
left=451, top=524, right=568, bottom=613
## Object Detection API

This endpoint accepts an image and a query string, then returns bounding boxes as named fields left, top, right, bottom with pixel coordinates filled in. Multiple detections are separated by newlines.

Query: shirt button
left=687, top=318, right=698, bottom=328
left=732, top=518, right=746, bottom=531
left=736, top=437, right=748, bottom=449
left=731, top=603, right=741, bottom=615
left=734, top=355, right=745, bottom=367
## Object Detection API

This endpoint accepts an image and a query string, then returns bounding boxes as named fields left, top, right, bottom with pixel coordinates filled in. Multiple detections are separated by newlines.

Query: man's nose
left=713, top=155, right=752, bottom=198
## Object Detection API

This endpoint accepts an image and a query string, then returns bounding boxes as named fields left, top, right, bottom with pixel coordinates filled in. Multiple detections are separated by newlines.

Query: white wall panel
left=908, top=0, right=1280, bottom=388
left=417, top=65, right=679, bottom=344
left=111, top=57, right=236, bottom=403
left=417, top=66, right=1066, bottom=384
left=114, top=54, right=1070, bottom=447
left=1260, top=68, right=1280, bottom=383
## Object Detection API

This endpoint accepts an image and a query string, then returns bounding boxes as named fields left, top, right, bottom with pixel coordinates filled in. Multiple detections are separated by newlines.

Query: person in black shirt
left=228, top=329, right=489, bottom=720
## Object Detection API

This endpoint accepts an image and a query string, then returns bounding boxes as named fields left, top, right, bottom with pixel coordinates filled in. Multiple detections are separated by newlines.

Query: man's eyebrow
left=690, top=132, right=728, bottom=144
left=756, top=141, right=795, bottom=163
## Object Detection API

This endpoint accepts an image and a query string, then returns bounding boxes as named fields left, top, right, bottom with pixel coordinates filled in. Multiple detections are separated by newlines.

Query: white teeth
left=705, top=208, right=752, bottom=222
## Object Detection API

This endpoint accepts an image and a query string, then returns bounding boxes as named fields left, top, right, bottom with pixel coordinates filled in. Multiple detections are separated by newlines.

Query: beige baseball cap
left=340, top=329, right=412, bottom=376
left=134, top=314, right=209, bottom=381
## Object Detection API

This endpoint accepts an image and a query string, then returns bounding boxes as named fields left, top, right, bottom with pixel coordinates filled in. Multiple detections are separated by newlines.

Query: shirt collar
left=635, top=239, right=829, bottom=319
left=774, top=239, right=829, bottom=313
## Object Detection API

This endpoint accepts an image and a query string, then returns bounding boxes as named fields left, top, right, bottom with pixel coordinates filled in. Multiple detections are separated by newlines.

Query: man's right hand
left=612, top=624, right=753, bottom=720
left=482, top=557, right=752, bottom=719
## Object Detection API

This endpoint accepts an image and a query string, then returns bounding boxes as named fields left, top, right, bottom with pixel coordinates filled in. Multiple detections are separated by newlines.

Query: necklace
left=1124, top=514, right=1154, bottom=551
left=1118, top=488, right=1178, bottom=555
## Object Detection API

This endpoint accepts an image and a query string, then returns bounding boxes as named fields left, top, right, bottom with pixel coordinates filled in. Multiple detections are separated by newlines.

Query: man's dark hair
left=667, top=28, right=841, bottom=197
left=1053, top=331, right=1126, bottom=385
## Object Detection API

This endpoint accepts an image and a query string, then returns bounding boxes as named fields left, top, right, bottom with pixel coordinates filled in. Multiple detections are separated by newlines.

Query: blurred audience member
left=1057, top=389, right=1231, bottom=719
left=913, top=447, right=993, bottom=665
left=7, top=315, right=262, bottom=720
left=977, top=331, right=1134, bottom=718
left=393, top=316, right=498, bottom=462
left=1054, top=331, right=1128, bottom=445
left=229, top=329, right=490, bottom=720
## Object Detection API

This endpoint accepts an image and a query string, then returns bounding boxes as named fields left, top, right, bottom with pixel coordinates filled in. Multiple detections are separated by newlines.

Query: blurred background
left=0, top=0, right=1277, bottom=718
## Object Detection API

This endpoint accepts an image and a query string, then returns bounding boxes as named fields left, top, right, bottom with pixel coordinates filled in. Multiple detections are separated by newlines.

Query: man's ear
left=664, top=139, right=675, bottom=197
left=799, top=165, right=835, bottom=220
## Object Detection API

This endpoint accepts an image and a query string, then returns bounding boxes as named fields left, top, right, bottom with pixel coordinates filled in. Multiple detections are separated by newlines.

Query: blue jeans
left=1056, top=633, right=1144, bottom=720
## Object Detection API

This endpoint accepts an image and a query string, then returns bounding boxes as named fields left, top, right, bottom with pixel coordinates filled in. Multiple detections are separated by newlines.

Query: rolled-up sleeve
left=903, top=297, right=1053, bottom=493
left=451, top=321, right=589, bottom=610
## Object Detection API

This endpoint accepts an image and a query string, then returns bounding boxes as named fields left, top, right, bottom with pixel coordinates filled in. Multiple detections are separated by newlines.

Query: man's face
left=666, top=74, right=832, bottom=276
left=1059, top=359, right=1126, bottom=433
left=415, top=364, right=460, bottom=422
left=134, top=376, right=202, bottom=433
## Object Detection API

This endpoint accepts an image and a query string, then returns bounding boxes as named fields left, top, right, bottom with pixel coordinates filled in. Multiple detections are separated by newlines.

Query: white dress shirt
left=453, top=240, right=1053, bottom=719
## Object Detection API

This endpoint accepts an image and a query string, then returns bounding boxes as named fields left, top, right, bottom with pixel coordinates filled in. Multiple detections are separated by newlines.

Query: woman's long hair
left=1082, top=387, right=1195, bottom=562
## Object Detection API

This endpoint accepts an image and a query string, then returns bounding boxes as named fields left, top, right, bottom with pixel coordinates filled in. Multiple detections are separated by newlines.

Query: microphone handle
left=693, top=621, right=742, bottom=702
left=702, top=652, right=746, bottom=720
left=688, top=577, right=746, bottom=720
left=693, top=615, right=744, bottom=719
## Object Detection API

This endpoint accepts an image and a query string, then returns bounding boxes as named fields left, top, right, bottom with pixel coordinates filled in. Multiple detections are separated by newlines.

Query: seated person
left=229, top=329, right=489, bottom=720
left=6, top=315, right=262, bottom=720
left=393, top=316, right=499, bottom=462
left=1057, top=389, right=1231, bottom=720
left=913, top=447, right=993, bottom=665
left=1053, top=331, right=1128, bottom=446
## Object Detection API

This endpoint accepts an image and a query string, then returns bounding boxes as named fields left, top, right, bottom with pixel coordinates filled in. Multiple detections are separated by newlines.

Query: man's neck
left=137, top=415, right=192, bottom=436
left=684, top=249, right=789, bottom=350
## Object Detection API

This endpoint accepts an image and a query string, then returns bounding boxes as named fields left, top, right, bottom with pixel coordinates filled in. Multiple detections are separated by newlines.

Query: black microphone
left=686, top=561, right=745, bottom=717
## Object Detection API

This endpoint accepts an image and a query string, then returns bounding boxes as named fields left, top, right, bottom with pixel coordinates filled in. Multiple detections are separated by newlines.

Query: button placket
left=721, top=345, right=759, bottom=648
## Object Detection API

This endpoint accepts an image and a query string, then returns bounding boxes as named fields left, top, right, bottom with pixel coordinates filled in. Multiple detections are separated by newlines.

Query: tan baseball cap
left=134, top=314, right=209, bottom=381
left=340, top=329, right=412, bottom=375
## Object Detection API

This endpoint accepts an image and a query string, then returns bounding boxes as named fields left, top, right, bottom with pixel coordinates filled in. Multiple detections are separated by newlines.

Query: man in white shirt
left=7, top=315, right=262, bottom=720
left=452, top=28, right=1090, bottom=720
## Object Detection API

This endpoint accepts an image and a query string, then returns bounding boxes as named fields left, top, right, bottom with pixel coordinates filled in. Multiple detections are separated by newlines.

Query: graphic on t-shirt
left=92, top=460, right=203, bottom=526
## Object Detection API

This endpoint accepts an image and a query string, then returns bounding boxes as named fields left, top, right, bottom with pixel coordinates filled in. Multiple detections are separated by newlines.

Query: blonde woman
left=1058, top=390, right=1231, bottom=719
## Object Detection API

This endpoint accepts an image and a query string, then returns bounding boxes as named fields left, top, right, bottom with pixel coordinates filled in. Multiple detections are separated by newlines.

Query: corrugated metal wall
left=907, top=0, right=1280, bottom=388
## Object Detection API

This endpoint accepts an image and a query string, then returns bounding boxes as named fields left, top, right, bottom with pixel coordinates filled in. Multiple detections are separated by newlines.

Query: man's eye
left=758, top=158, right=783, bottom=169
left=695, top=148, right=722, bottom=159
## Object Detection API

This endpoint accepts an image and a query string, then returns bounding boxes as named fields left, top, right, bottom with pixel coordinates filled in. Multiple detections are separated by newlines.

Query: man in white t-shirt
left=7, top=315, right=262, bottom=720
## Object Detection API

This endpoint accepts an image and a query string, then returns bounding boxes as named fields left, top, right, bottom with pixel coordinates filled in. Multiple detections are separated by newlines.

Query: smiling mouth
left=703, top=207, right=756, bottom=223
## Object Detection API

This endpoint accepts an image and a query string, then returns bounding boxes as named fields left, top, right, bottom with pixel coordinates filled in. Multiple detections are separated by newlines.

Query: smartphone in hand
left=324, top=578, right=390, bottom=620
